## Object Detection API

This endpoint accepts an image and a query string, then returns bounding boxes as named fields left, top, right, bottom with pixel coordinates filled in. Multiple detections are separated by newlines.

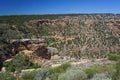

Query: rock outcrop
left=10, top=38, right=59, bottom=65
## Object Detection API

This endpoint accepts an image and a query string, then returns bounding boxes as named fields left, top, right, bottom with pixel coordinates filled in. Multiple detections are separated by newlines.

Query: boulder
left=47, top=47, right=59, bottom=56
left=51, top=55, right=60, bottom=61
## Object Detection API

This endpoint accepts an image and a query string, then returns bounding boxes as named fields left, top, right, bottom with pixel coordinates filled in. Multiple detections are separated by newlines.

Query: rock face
left=10, top=39, right=59, bottom=65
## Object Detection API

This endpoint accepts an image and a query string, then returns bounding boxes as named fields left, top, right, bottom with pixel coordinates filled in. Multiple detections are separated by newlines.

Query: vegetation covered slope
left=0, top=14, right=120, bottom=65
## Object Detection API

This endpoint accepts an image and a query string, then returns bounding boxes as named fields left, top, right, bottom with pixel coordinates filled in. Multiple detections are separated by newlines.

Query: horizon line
left=0, top=13, right=120, bottom=16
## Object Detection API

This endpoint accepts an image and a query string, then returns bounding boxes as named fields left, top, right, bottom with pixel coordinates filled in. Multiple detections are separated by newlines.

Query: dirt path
left=51, top=58, right=111, bottom=68
left=72, top=58, right=111, bottom=69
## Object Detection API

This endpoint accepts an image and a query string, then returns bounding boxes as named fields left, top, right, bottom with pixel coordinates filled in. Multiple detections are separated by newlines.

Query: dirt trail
left=51, top=58, right=111, bottom=68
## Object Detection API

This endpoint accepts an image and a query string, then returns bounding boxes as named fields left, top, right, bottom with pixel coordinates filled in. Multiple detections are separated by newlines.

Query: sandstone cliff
left=10, top=39, right=59, bottom=65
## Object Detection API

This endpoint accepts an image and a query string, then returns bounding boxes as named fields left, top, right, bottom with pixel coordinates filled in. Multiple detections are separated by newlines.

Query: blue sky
left=0, top=0, right=120, bottom=15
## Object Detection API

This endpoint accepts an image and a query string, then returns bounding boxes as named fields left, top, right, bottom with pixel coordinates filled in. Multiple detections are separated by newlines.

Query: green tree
left=5, top=52, right=40, bottom=72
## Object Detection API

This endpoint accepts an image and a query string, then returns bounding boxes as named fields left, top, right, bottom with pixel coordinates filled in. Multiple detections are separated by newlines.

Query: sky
left=0, top=0, right=120, bottom=15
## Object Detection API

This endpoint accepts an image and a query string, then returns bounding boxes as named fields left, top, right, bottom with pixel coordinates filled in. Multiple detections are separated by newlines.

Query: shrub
left=0, top=72, right=16, bottom=80
left=90, top=73, right=112, bottom=80
left=58, top=68, right=87, bottom=80
left=49, top=63, right=71, bottom=80
left=89, top=63, right=115, bottom=77
left=20, top=70, right=37, bottom=80
left=34, top=68, right=49, bottom=80
left=112, top=60, right=120, bottom=80
left=108, top=54, right=120, bottom=61
left=49, top=73, right=59, bottom=80
left=85, top=68, right=99, bottom=78
left=5, top=52, right=40, bottom=72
